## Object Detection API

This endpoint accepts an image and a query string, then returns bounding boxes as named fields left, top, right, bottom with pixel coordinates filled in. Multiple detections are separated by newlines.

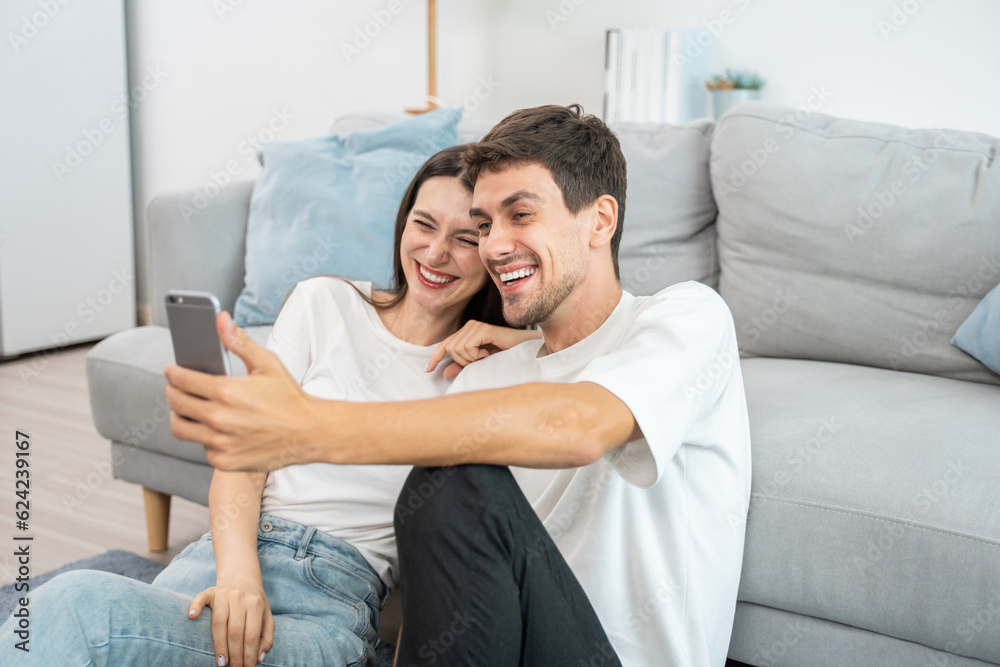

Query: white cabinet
left=0, top=0, right=135, bottom=358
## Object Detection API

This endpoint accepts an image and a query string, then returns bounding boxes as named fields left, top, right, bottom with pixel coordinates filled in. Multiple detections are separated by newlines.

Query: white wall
left=434, top=0, right=1000, bottom=133
left=125, top=0, right=1000, bottom=320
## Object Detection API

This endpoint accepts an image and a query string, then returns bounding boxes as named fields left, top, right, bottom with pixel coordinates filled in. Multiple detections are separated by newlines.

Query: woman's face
left=399, top=175, right=489, bottom=315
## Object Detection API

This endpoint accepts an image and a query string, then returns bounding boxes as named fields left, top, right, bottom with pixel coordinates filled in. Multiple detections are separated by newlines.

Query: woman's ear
left=589, top=194, right=619, bottom=249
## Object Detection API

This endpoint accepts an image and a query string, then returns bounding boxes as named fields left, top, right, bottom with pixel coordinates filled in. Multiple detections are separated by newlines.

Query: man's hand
left=164, top=311, right=320, bottom=472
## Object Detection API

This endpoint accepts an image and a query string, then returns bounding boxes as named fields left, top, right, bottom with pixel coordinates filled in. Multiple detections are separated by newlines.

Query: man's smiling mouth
left=498, top=267, right=537, bottom=287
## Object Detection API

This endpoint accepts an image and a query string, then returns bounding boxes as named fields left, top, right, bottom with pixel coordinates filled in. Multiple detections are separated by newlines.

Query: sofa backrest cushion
left=612, top=120, right=719, bottom=295
left=712, top=102, right=1000, bottom=385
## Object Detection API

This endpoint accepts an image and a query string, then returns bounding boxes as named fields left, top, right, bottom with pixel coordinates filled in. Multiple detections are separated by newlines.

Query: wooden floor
left=0, top=342, right=210, bottom=586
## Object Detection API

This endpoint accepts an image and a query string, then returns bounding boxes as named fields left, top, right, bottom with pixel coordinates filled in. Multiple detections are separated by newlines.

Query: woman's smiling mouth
left=416, top=261, right=458, bottom=287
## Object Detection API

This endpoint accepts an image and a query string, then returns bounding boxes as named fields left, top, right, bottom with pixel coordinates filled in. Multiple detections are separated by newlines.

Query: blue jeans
left=0, top=514, right=386, bottom=666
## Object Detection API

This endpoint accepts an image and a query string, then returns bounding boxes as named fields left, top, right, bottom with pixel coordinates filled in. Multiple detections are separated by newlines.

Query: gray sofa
left=86, top=103, right=1000, bottom=666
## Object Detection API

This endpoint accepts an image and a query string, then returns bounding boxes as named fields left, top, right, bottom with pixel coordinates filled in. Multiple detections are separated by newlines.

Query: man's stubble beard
left=502, top=266, right=582, bottom=328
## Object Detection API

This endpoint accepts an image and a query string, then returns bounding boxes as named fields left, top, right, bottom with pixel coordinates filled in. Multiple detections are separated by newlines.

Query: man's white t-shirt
left=261, top=276, right=452, bottom=590
left=449, top=281, right=751, bottom=667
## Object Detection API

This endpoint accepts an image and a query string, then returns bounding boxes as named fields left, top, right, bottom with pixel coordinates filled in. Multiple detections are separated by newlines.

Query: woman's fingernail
left=188, top=608, right=196, bottom=617
left=259, top=651, right=267, bottom=663
left=217, top=655, right=226, bottom=666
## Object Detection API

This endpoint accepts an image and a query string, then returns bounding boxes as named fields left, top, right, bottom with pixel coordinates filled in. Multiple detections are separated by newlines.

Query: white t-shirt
left=449, top=281, right=751, bottom=667
left=261, top=276, right=453, bottom=590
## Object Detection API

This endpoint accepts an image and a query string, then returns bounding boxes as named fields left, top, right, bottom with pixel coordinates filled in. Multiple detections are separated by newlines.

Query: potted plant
left=706, top=69, right=765, bottom=119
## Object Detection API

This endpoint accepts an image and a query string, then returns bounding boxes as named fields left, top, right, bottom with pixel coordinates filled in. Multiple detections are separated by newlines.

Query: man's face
left=470, top=163, right=590, bottom=327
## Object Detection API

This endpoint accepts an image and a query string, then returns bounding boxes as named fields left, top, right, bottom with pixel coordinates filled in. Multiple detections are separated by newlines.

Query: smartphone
left=165, top=290, right=232, bottom=375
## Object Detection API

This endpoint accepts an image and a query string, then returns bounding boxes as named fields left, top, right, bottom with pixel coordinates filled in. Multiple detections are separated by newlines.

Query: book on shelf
left=604, top=29, right=709, bottom=124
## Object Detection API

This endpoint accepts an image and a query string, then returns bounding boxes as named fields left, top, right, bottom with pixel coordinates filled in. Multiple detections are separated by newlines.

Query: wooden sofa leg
left=142, top=487, right=171, bottom=552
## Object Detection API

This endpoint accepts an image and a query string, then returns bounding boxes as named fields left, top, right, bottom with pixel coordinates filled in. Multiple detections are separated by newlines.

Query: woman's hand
left=188, top=574, right=275, bottom=667
left=427, top=321, right=542, bottom=378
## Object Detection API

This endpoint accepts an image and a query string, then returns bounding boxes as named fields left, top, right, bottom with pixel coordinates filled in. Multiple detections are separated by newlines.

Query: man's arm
left=165, top=312, right=641, bottom=473
left=332, top=381, right=642, bottom=468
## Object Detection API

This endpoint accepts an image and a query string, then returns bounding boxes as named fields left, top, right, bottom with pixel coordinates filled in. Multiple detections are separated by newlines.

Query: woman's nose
left=425, top=236, right=449, bottom=263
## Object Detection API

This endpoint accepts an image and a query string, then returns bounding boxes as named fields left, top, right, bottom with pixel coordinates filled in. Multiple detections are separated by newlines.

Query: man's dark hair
left=461, top=104, right=628, bottom=280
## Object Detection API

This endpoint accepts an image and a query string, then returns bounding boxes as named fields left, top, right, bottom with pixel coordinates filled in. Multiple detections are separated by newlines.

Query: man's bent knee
left=393, top=465, right=517, bottom=536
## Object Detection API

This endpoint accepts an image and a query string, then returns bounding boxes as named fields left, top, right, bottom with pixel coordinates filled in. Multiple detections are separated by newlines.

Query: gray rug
left=0, top=549, right=166, bottom=620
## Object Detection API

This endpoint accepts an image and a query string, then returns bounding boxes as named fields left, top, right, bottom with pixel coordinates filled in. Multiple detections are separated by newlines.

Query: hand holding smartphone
left=166, top=291, right=232, bottom=376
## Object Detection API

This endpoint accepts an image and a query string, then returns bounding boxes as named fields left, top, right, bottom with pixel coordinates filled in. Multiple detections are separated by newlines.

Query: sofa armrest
left=148, top=180, right=255, bottom=326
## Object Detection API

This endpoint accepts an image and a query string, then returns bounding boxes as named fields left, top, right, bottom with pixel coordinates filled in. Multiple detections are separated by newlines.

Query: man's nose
left=481, top=224, right=515, bottom=260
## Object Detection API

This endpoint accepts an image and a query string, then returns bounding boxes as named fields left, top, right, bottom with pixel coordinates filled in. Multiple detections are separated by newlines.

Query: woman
left=0, top=145, right=540, bottom=666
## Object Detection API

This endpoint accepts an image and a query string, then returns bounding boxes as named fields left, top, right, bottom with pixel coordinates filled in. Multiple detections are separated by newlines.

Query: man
left=166, top=104, right=751, bottom=666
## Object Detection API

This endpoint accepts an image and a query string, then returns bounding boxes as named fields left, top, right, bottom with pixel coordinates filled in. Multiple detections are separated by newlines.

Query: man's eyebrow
left=499, top=190, right=543, bottom=210
left=411, top=209, right=438, bottom=223
left=469, top=191, right=543, bottom=219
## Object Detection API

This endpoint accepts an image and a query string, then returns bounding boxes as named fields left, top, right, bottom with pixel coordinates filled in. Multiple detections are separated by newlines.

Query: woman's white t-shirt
left=260, top=276, right=453, bottom=590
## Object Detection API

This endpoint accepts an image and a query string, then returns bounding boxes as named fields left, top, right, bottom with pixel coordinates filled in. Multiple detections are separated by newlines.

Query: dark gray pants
left=393, top=464, right=622, bottom=667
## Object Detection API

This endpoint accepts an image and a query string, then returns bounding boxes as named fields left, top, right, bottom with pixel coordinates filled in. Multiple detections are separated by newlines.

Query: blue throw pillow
left=951, top=281, right=1000, bottom=375
left=233, top=106, right=463, bottom=326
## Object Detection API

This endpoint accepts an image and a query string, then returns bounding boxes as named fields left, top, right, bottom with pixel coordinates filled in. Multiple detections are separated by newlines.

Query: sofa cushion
left=738, top=357, right=1000, bottom=663
left=233, top=106, right=463, bottom=327
left=611, top=120, right=719, bottom=295
left=712, top=102, right=1000, bottom=385
left=729, top=602, right=998, bottom=667
left=86, top=325, right=271, bottom=463
left=952, top=281, right=1000, bottom=376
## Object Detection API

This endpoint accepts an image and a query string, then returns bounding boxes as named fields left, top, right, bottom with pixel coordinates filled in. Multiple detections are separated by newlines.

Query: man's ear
left=589, top=194, right=619, bottom=249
